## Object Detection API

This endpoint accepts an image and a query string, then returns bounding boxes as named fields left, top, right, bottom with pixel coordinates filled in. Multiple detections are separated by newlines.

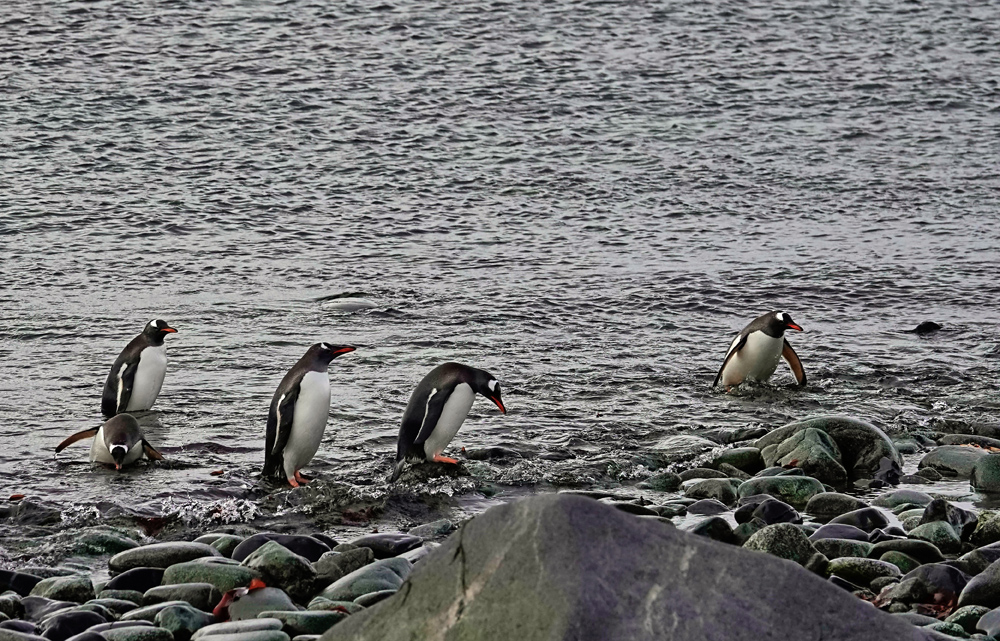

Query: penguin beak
left=115, top=463, right=122, bottom=471
left=162, top=327, right=178, bottom=333
left=332, top=346, right=356, bottom=355
left=490, top=397, right=506, bottom=414
left=786, top=323, right=803, bottom=332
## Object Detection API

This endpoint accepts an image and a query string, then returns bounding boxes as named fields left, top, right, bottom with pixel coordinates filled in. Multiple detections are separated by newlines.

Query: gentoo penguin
left=713, top=311, right=807, bottom=388
left=55, top=413, right=164, bottom=470
left=390, top=362, right=506, bottom=482
left=101, top=319, right=177, bottom=417
left=262, top=342, right=356, bottom=487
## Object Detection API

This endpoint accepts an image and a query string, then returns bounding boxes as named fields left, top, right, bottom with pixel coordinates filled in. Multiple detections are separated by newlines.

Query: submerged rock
left=683, top=479, right=737, bottom=506
left=318, top=493, right=926, bottom=641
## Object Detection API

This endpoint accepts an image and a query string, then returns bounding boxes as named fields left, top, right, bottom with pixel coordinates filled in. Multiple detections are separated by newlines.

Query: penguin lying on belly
left=713, top=311, right=807, bottom=388
left=263, top=342, right=356, bottom=487
left=55, top=413, right=164, bottom=470
left=390, top=362, right=506, bottom=482
left=102, top=319, right=177, bottom=417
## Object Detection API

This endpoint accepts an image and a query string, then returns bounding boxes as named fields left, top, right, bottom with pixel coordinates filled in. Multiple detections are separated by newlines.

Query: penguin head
left=313, top=343, right=357, bottom=364
left=144, top=319, right=178, bottom=337
left=110, top=444, right=128, bottom=470
left=771, top=311, right=803, bottom=335
left=474, top=370, right=506, bottom=414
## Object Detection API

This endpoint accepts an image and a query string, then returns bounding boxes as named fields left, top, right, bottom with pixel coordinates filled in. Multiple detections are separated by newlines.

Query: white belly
left=89, top=425, right=143, bottom=466
left=422, top=383, right=475, bottom=459
left=126, top=345, right=167, bottom=411
left=720, top=331, right=784, bottom=386
left=282, top=371, right=331, bottom=478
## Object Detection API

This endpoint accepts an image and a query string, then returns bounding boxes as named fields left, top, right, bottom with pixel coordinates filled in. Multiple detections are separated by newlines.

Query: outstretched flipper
left=55, top=428, right=99, bottom=453
left=712, top=334, right=747, bottom=387
left=263, top=384, right=299, bottom=480
left=142, top=439, right=164, bottom=461
left=782, top=339, right=807, bottom=386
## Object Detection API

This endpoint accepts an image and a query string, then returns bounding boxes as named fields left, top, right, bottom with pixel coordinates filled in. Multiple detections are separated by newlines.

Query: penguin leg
left=294, top=470, right=311, bottom=485
left=287, top=476, right=300, bottom=488
left=432, top=455, right=459, bottom=464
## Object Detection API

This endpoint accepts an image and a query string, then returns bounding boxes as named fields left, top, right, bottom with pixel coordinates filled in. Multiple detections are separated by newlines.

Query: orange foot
left=288, top=477, right=300, bottom=488
left=294, top=470, right=311, bottom=485
left=432, top=455, right=458, bottom=464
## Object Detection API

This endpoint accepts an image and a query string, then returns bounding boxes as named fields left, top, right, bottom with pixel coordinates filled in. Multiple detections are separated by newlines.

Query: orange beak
left=162, top=327, right=178, bottom=333
left=333, top=346, right=356, bottom=355
left=115, top=463, right=122, bottom=471
left=490, top=397, right=506, bottom=414
left=786, top=323, right=803, bottom=332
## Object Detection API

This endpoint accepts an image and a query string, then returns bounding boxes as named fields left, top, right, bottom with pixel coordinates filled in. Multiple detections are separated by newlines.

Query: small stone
left=959, top=559, right=1000, bottom=609
left=353, top=590, right=395, bottom=607
left=678, top=468, right=727, bottom=481
left=195, top=536, right=244, bottom=559
left=975, top=454, right=1000, bottom=493
left=319, top=558, right=411, bottom=602
left=711, top=447, right=765, bottom=474
left=684, top=479, right=737, bottom=506
left=37, top=610, right=106, bottom=641
left=226, top=589, right=296, bottom=622
left=161, top=562, right=261, bottom=594
left=110, top=543, right=222, bottom=573
left=978, top=607, right=1000, bottom=638
left=736, top=476, right=825, bottom=507
left=811, top=538, right=873, bottom=560
left=751, top=498, right=801, bottom=525
left=98, top=591, right=144, bottom=604
left=636, top=471, right=681, bottom=492
left=871, top=489, right=933, bottom=509
left=257, top=611, right=347, bottom=636
left=686, top=499, right=729, bottom=516
left=956, top=546, right=1000, bottom=576
left=85, top=599, right=139, bottom=618
left=346, top=534, right=421, bottom=559
left=241, top=542, right=319, bottom=604
left=809, top=523, right=870, bottom=542
left=191, top=619, right=283, bottom=640
left=76, top=532, right=139, bottom=556
left=743, top=523, right=825, bottom=570
left=652, top=504, right=687, bottom=518
left=154, top=603, right=215, bottom=641
left=827, top=557, right=901, bottom=587
left=879, top=551, right=922, bottom=575
left=944, top=605, right=991, bottom=634
left=925, top=621, right=970, bottom=638
left=870, top=576, right=900, bottom=593
left=716, top=463, right=751, bottom=480
left=143, top=584, right=221, bottom=612
left=828, top=507, right=891, bottom=533
left=918, top=446, right=989, bottom=478
left=971, top=512, right=1000, bottom=547
left=919, top=498, right=978, bottom=537
left=231, top=535, right=330, bottom=564
left=304, top=599, right=363, bottom=614
left=29, top=576, right=94, bottom=604
left=102, top=627, right=174, bottom=641
left=804, top=492, right=868, bottom=518
left=107, top=569, right=166, bottom=594
left=314, top=549, right=374, bottom=587
left=687, top=517, right=736, bottom=545
left=897, top=475, right=930, bottom=484
left=909, top=521, right=962, bottom=554
left=121, top=601, right=192, bottom=622
left=731, top=518, right=766, bottom=546
left=916, top=467, right=943, bottom=481
left=406, top=520, right=454, bottom=539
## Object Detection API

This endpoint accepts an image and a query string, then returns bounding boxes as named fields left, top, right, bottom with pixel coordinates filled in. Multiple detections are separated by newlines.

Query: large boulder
left=763, top=428, right=848, bottom=485
left=754, top=416, right=902, bottom=480
left=918, top=446, right=989, bottom=478
left=972, top=453, right=1000, bottom=492
left=318, top=494, right=928, bottom=641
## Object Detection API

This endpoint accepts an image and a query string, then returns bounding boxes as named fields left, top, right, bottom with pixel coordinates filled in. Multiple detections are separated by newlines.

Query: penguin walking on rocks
left=263, top=343, right=356, bottom=487
left=390, top=363, right=506, bottom=482
left=55, top=413, right=164, bottom=470
left=102, top=319, right=178, bottom=417
left=713, top=311, right=807, bottom=388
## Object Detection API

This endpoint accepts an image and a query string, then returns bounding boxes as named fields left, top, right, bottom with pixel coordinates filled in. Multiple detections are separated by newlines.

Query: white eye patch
left=487, top=380, right=498, bottom=392
left=776, top=312, right=787, bottom=322
left=149, top=319, right=160, bottom=328
left=320, top=343, right=330, bottom=350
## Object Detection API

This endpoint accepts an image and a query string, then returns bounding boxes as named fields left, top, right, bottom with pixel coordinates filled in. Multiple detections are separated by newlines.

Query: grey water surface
left=1, top=0, right=999, bottom=564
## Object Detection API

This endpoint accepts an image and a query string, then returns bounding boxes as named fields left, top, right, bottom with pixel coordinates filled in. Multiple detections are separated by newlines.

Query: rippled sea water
left=2, top=0, right=999, bottom=564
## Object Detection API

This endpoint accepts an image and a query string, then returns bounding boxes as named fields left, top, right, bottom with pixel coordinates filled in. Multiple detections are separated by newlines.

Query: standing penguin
left=263, top=343, right=356, bottom=487
left=390, top=363, right=506, bottom=482
left=713, top=311, right=806, bottom=388
left=55, top=413, right=164, bottom=470
left=102, top=319, right=178, bottom=417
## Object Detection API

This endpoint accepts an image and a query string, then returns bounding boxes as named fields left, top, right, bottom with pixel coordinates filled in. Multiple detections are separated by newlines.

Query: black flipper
left=412, top=385, right=456, bottom=451
left=102, top=360, right=139, bottom=417
left=142, top=439, right=164, bottom=461
left=782, top=339, right=807, bottom=386
left=263, top=383, right=300, bottom=480
left=55, top=428, right=99, bottom=453
left=712, top=334, right=747, bottom=387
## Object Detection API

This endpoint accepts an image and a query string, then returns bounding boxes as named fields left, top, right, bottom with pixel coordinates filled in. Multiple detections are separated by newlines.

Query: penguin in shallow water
left=713, top=311, right=806, bottom=387
left=390, top=362, right=506, bottom=482
left=55, top=413, right=164, bottom=470
left=263, top=342, right=356, bottom=487
left=102, top=319, right=177, bottom=417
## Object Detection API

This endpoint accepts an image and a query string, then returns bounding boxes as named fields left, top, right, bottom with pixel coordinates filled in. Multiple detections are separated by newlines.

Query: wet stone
left=944, top=605, right=990, bottom=634
left=919, top=499, right=977, bottom=536
left=804, top=492, right=868, bottom=518
left=192, top=535, right=244, bottom=559
left=353, top=590, right=395, bottom=607
left=346, top=534, right=421, bottom=560
left=918, top=446, right=989, bottom=478
left=879, top=551, right=922, bottom=575
left=908, top=521, right=962, bottom=555
left=827, top=558, right=901, bottom=587
left=811, top=538, right=873, bottom=560
left=678, top=468, right=727, bottom=482
left=736, top=476, right=825, bottom=507
left=85, top=599, right=138, bottom=618
left=143, top=584, right=221, bottom=612
left=227, top=588, right=296, bottom=622
left=0, top=571, right=43, bottom=598
left=29, top=576, right=94, bottom=604
left=971, top=512, right=1000, bottom=547
left=107, top=569, right=166, bottom=595
left=191, top=619, right=283, bottom=640
left=314, top=549, right=375, bottom=586
left=242, top=541, right=320, bottom=604
left=871, top=489, right=933, bottom=509
left=688, top=517, right=736, bottom=545
left=154, top=603, right=215, bottom=641
left=121, top=601, right=193, bottom=622
left=828, top=507, right=891, bottom=533
left=101, top=627, right=174, bottom=641
left=711, top=447, right=765, bottom=475
left=686, top=499, right=729, bottom=516
left=231, top=535, right=330, bottom=564
left=636, top=471, right=681, bottom=492
left=110, top=544, right=222, bottom=574
left=958, top=559, right=1000, bottom=609
left=37, top=610, right=106, bottom=641
left=716, top=463, right=751, bottom=480
left=97, top=591, right=144, bottom=605
left=161, top=562, right=260, bottom=594
left=191, top=632, right=288, bottom=641
left=956, top=546, right=1000, bottom=576
left=76, top=532, right=139, bottom=557
left=304, top=599, right=363, bottom=614
left=258, top=611, right=347, bottom=636
left=406, top=520, right=454, bottom=539
left=925, top=621, right=970, bottom=638
left=743, top=523, right=824, bottom=569
left=319, top=559, right=411, bottom=602
left=21, top=597, right=76, bottom=622
left=809, top=524, right=870, bottom=542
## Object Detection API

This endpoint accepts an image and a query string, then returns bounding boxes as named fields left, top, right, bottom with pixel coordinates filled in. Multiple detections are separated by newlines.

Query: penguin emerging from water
left=389, top=362, right=506, bottom=482
left=713, top=311, right=806, bottom=388
left=55, top=413, right=164, bottom=470
left=262, top=342, right=356, bottom=487
left=101, top=319, right=178, bottom=417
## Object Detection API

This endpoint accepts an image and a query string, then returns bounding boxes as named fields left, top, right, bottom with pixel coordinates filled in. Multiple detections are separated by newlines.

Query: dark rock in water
left=736, top=476, right=825, bottom=507
left=811, top=538, right=873, bottom=560
left=463, top=446, right=522, bottom=460
left=683, top=479, right=737, bottom=506
left=751, top=498, right=801, bottom=525
left=353, top=590, right=394, bottom=607
left=872, top=489, right=933, bottom=509
left=944, top=605, right=990, bottom=634
left=194, top=535, right=245, bottom=559
left=809, top=524, right=871, bottom=542
left=161, top=562, right=261, bottom=594
left=958, top=559, right=1000, bottom=609
left=347, top=534, right=422, bottom=560
left=38, top=610, right=106, bottom=641
left=232, top=534, right=331, bottom=564
left=76, top=532, right=139, bottom=556
left=20, top=598, right=76, bottom=623
left=0, top=571, right=43, bottom=598
left=687, top=517, right=736, bottom=545
left=972, top=513, right=1000, bottom=547
left=110, top=543, right=222, bottom=573
left=227, top=589, right=296, bottom=622
left=652, top=503, right=687, bottom=518
left=754, top=416, right=902, bottom=481
left=242, top=541, right=319, bottom=604
left=897, top=475, right=931, bottom=484
left=106, top=569, right=165, bottom=595
left=314, top=549, right=375, bottom=586
left=916, top=467, right=944, bottom=481
left=144, top=584, right=221, bottom=612
left=318, top=559, right=411, bottom=603
left=154, top=603, right=215, bottom=641
left=605, top=501, right=659, bottom=517
left=920, top=499, right=977, bottom=537
left=911, top=321, right=942, bottom=335
left=686, top=499, right=729, bottom=516
left=956, top=546, right=1000, bottom=576
left=919, top=446, right=989, bottom=478
left=640, top=435, right=718, bottom=469
left=636, top=471, right=681, bottom=492
left=972, top=453, right=1000, bottom=493
left=1, top=623, right=37, bottom=635
left=828, top=507, right=892, bottom=533
left=763, top=428, right=847, bottom=485
left=868, top=540, right=945, bottom=565
left=318, top=493, right=926, bottom=641
left=940, top=434, right=1000, bottom=448
left=873, top=457, right=902, bottom=486
left=406, top=520, right=454, bottom=540
left=804, top=492, right=868, bottom=518
left=733, top=503, right=756, bottom=524
left=711, top=447, right=765, bottom=474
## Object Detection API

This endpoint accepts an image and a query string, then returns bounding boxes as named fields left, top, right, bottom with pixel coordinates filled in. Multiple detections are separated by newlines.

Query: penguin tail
left=388, top=459, right=406, bottom=483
